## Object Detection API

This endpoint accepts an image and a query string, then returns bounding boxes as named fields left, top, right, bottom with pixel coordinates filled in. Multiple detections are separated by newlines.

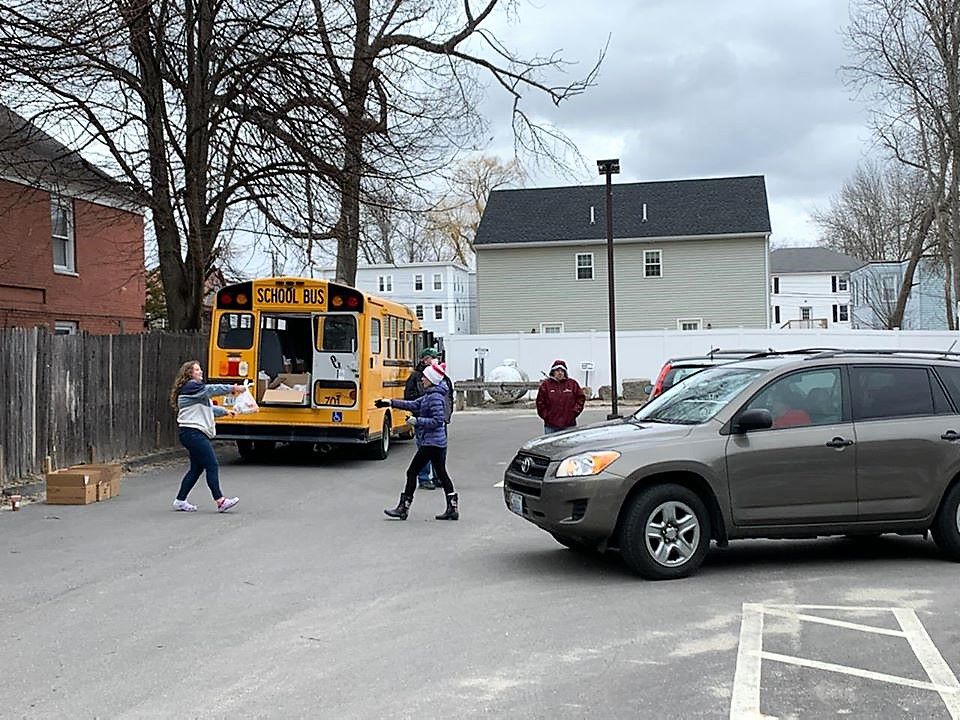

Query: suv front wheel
left=932, top=482, right=960, bottom=561
left=619, top=484, right=711, bottom=580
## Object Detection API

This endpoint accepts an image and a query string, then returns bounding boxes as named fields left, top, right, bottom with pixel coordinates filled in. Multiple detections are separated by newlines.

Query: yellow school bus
left=207, top=276, right=428, bottom=460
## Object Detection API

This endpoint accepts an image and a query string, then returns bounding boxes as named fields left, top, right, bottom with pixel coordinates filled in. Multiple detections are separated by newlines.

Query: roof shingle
left=474, top=175, right=771, bottom=246
left=0, top=104, right=137, bottom=205
left=770, top=247, right=863, bottom=273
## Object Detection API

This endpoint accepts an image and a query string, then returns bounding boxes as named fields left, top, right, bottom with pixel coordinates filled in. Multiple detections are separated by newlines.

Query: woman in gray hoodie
left=169, top=360, right=243, bottom=512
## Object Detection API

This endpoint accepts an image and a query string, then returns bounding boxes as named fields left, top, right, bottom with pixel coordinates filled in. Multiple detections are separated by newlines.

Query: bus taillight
left=216, top=282, right=253, bottom=309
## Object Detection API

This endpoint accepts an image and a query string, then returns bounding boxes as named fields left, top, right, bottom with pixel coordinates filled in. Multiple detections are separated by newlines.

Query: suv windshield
left=635, top=366, right=765, bottom=424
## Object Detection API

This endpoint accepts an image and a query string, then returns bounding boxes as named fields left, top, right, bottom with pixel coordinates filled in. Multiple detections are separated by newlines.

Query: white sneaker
left=173, top=499, right=197, bottom=512
left=217, top=497, right=239, bottom=513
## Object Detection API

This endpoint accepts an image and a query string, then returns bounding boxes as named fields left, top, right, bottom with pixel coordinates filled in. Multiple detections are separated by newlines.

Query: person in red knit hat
left=536, top=359, right=586, bottom=434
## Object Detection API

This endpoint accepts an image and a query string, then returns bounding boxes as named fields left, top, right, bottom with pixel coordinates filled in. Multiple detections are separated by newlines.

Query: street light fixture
left=597, top=158, right=621, bottom=419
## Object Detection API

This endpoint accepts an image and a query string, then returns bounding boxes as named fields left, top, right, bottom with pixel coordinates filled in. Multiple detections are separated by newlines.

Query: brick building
left=0, top=106, right=145, bottom=334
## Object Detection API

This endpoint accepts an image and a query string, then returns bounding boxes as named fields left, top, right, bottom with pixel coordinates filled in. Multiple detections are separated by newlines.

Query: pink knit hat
left=422, top=361, right=447, bottom=386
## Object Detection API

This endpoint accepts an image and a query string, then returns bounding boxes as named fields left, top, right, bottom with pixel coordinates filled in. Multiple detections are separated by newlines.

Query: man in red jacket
left=536, top=359, right=586, bottom=434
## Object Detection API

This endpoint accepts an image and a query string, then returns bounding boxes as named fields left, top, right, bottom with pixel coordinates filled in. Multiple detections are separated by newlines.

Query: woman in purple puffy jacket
left=376, top=361, right=458, bottom=521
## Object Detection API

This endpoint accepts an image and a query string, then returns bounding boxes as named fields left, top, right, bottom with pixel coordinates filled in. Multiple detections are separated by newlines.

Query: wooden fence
left=0, top=328, right=207, bottom=485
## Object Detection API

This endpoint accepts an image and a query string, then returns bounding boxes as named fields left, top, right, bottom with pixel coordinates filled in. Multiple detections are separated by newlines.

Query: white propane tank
left=487, top=359, right=530, bottom=404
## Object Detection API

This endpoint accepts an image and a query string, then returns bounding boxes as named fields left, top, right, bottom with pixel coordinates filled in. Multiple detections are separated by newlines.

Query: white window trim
left=54, top=320, right=78, bottom=335
left=377, top=274, right=393, bottom=293
left=432, top=272, right=443, bottom=290
left=51, top=195, right=76, bottom=274
left=837, top=276, right=849, bottom=292
left=413, top=273, right=424, bottom=291
left=434, top=303, right=443, bottom=320
left=539, top=322, right=564, bottom=334
left=838, top=304, right=849, bottom=322
left=676, top=318, right=702, bottom=331
left=414, top=304, right=424, bottom=320
left=800, top=306, right=812, bottom=320
left=575, top=252, right=594, bottom=280
left=643, top=249, right=662, bottom=278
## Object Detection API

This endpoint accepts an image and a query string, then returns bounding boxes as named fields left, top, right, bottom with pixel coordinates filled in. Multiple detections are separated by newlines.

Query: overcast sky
left=471, top=0, right=875, bottom=247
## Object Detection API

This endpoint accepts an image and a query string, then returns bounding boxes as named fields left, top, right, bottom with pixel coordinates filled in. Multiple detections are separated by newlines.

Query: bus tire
left=236, top=440, right=255, bottom=461
left=368, top=414, right=391, bottom=460
left=237, top=440, right=275, bottom=462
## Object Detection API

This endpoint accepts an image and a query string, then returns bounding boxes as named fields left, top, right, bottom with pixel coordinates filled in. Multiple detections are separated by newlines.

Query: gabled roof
left=474, top=175, right=771, bottom=246
left=0, top=104, right=139, bottom=206
left=770, top=247, right=863, bottom=274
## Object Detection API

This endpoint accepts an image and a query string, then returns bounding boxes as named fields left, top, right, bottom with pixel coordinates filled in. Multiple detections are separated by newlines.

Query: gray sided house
left=474, top=176, right=772, bottom=333
left=850, top=257, right=949, bottom=330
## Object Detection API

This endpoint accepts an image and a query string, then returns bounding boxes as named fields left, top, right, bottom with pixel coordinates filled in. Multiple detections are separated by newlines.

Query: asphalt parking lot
left=2, top=408, right=959, bottom=719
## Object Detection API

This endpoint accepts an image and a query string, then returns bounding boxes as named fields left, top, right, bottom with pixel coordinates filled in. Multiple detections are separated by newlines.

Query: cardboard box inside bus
left=261, top=387, right=306, bottom=404
left=262, top=373, right=310, bottom=404
left=267, top=373, right=310, bottom=390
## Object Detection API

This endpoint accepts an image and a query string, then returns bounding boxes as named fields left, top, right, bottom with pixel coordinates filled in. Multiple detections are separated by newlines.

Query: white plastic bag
left=233, top=387, right=259, bottom=414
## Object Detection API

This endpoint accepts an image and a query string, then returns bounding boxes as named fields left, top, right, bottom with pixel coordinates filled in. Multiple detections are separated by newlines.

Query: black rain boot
left=384, top=493, right=412, bottom=520
left=435, top=492, right=459, bottom=521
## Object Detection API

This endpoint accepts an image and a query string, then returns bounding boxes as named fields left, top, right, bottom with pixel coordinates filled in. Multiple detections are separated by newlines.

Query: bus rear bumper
left=215, top=424, right=372, bottom=445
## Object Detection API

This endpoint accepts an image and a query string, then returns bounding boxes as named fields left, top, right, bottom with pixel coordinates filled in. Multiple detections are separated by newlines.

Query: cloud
left=470, top=0, right=874, bottom=244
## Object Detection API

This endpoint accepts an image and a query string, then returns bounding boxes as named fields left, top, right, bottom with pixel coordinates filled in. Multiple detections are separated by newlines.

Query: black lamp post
left=597, top=158, right=620, bottom=419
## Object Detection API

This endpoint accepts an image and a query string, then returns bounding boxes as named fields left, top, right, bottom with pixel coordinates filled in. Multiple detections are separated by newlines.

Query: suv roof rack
left=742, top=348, right=844, bottom=359
left=804, top=348, right=960, bottom=361
left=665, top=348, right=767, bottom=363
left=704, top=348, right=769, bottom=359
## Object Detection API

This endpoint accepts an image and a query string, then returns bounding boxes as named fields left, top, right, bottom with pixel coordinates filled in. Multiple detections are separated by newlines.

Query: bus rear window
left=217, top=313, right=253, bottom=349
left=317, top=314, right=357, bottom=352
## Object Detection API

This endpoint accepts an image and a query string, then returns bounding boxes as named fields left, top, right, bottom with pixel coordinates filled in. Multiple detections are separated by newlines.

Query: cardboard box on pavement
left=72, top=463, right=122, bottom=498
left=45, top=469, right=98, bottom=505
left=96, top=480, right=112, bottom=502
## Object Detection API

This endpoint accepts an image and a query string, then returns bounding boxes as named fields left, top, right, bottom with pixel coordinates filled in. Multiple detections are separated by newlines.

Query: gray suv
left=503, top=349, right=960, bottom=580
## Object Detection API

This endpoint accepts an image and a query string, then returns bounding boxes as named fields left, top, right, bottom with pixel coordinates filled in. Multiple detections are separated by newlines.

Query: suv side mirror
left=735, top=408, right=773, bottom=433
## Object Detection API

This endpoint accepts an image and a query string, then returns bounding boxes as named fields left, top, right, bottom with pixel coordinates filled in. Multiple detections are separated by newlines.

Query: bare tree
left=813, top=160, right=924, bottom=261
left=843, top=0, right=960, bottom=327
left=421, top=154, right=524, bottom=266
left=0, top=0, right=336, bottom=329
left=813, top=159, right=937, bottom=328
left=289, top=0, right=602, bottom=284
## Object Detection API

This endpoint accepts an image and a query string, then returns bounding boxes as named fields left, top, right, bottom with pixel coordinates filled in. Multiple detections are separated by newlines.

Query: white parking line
left=729, top=603, right=767, bottom=719
left=894, top=609, right=960, bottom=717
left=729, top=603, right=960, bottom=720
left=760, top=607, right=906, bottom=638
left=761, top=651, right=960, bottom=694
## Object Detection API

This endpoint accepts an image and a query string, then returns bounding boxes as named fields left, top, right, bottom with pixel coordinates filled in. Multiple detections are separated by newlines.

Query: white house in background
left=769, top=248, right=862, bottom=329
left=319, top=261, right=474, bottom=337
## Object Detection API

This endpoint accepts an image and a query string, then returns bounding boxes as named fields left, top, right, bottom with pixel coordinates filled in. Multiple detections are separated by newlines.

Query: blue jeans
left=177, top=428, right=223, bottom=501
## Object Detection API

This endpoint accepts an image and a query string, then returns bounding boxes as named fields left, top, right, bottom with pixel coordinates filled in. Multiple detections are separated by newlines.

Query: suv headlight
left=556, top=451, right=621, bottom=478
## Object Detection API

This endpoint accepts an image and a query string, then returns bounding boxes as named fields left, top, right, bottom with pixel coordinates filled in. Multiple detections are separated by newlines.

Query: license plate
left=508, top=491, right=524, bottom=516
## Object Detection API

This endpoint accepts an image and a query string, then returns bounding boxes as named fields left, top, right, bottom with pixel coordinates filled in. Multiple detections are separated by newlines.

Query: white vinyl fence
left=443, top=328, right=960, bottom=399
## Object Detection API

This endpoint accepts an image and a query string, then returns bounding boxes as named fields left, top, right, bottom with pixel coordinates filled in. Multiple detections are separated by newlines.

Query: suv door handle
left=825, top=437, right=854, bottom=448
left=941, top=430, right=960, bottom=441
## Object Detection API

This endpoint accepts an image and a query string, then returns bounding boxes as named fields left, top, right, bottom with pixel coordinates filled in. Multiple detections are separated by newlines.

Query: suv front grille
left=510, top=452, right=550, bottom=479
left=505, top=477, right=541, bottom=498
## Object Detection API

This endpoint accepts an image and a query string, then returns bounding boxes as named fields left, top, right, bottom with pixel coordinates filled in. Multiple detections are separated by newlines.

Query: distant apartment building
left=320, top=262, right=474, bottom=337
left=769, top=248, right=861, bottom=329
